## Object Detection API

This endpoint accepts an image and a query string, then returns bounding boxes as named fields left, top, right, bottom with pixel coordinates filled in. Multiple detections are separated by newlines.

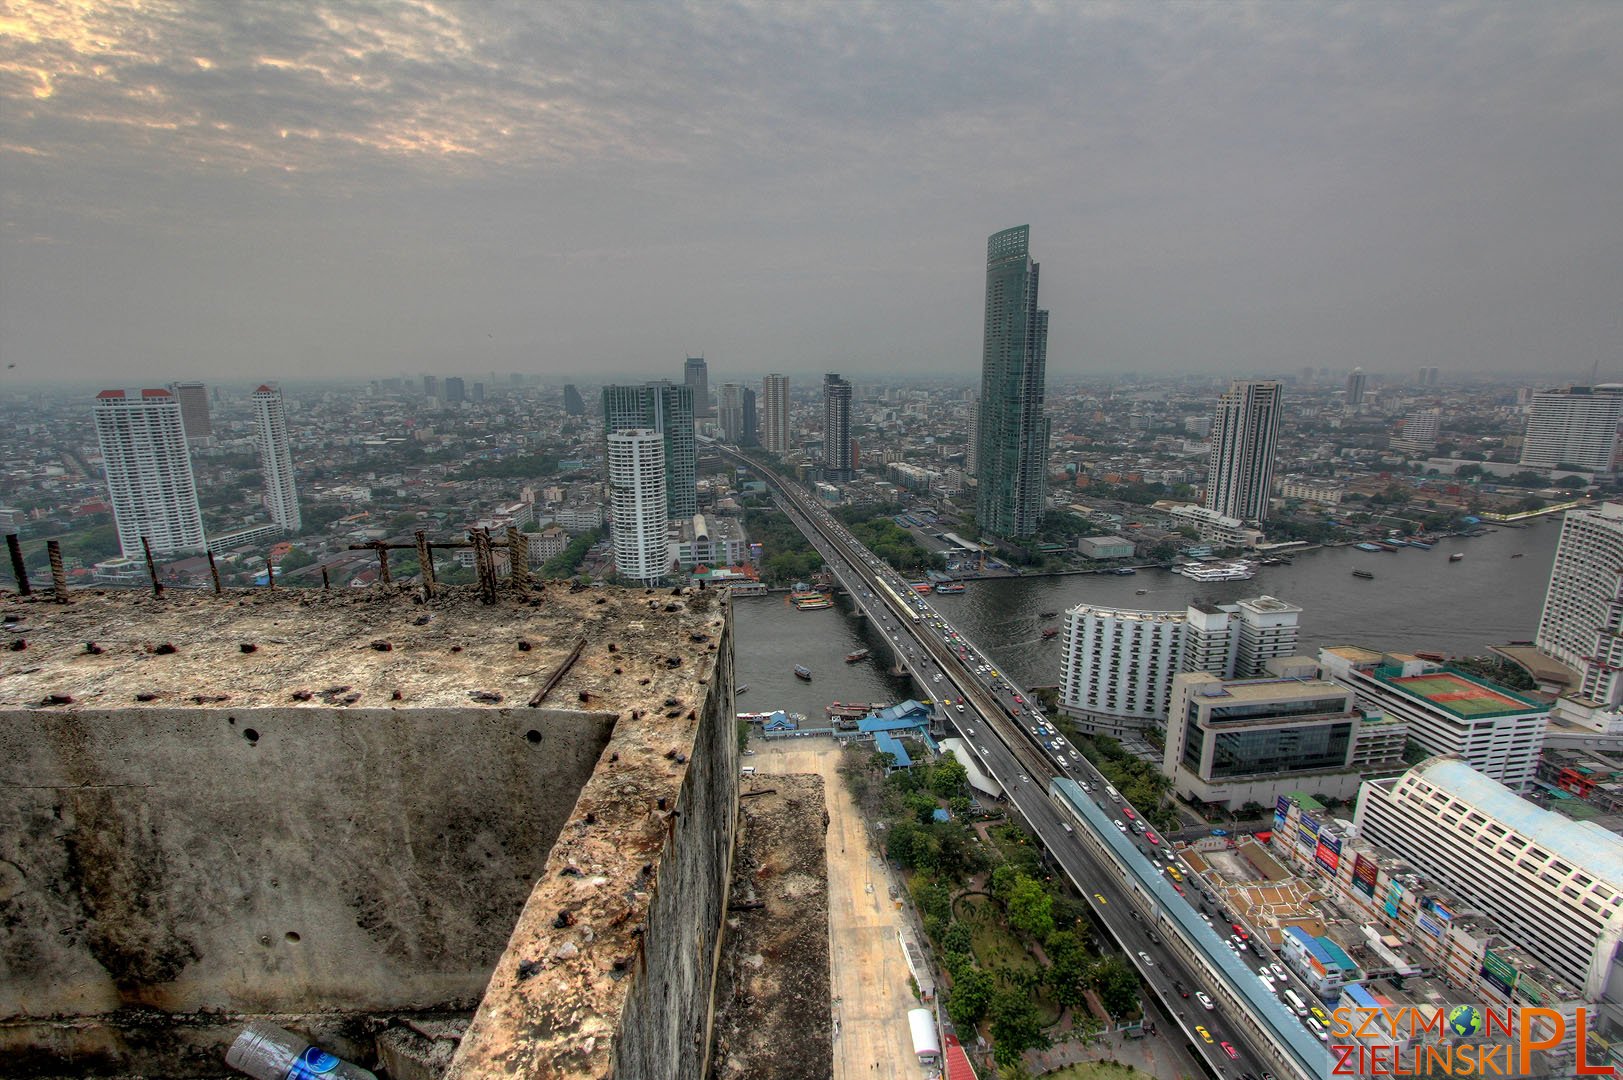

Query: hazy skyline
left=2, top=2, right=1620, bottom=385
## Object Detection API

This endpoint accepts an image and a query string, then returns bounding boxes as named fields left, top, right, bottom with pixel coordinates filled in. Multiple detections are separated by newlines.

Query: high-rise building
left=251, top=384, right=300, bottom=533
left=740, top=386, right=758, bottom=447
left=1058, top=596, right=1301, bottom=734
left=1519, top=385, right=1623, bottom=472
left=1204, top=380, right=1281, bottom=524
left=93, top=389, right=206, bottom=558
left=602, top=382, right=696, bottom=517
left=822, top=373, right=853, bottom=482
left=471, top=382, right=485, bottom=404
left=1537, top=502, right=1623, bottom=712
left=683, top=356, right=711, bottom=417
left=1354, top=757, right=1623, bottom=1001
left=443, top=377, right=466, bottom=405
left=718, top=383, right=744, bottom=444
left=964, top=396, right=979, bottom=477
left=562, top=384, right=585, bottom=416
left=170, top=381, right=212, bottom=445
left=975, top=225, right=1049, bottom=539
left=1344, top=367, right=1367, bottom=411
left=606, top=429, right=669, bottom=585
left=761, top=374, right=789, bottom=455
left=1393, top=408, right=1441, bottom=454
left=1319, top=648, right=1548, bottom=789
left=1415, top=365, right=1440, bottom=387
left=422, top=375, right=438, bottom=399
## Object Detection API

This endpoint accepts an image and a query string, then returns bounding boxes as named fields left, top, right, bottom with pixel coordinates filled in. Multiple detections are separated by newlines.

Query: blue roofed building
left=762, top=711, right=797, bottom=733
left=1281, top=925, right=1360, bottom=996
left=873, top=733, right=914, bottom=772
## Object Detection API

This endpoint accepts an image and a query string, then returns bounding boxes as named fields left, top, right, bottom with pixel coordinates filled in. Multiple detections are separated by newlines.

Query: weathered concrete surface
left=0, top=583, right=735, bottom=1079
left=708, top=773, right=832, bottom=1080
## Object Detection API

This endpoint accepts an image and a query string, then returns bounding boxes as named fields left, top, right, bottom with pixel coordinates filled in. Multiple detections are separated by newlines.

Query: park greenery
left=832, top=505, right=945, bottom=575
left=1067, top=732, right=1181, bottom=834
left=743, top=508, right=824, bottom=585
left=839, top=744, right=1140, bottom=1069
left=539, top=528, right=601, bottom=578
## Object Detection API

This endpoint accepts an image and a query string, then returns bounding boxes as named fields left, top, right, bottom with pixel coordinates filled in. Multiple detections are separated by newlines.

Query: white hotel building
left=607, top=428, right=669, bottom=585
left=1538, top=502, right=1623, bottom=717
left=1355, top=757, right=1623, bottom=1002
left=93, top=388, right=206, bottom=558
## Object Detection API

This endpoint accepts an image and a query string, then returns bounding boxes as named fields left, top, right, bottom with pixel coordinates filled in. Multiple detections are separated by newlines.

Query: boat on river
left=1352, top=570, right=1374, bottom=580
left=794, top=665, right=813, bottom=681
left=1449, top=552, right=1465, bottom=562
left=844, top=648, right=871, bottom=663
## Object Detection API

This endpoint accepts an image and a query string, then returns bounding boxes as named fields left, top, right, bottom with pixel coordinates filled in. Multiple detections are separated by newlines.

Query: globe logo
left=1447, top=1004, right=1484, bottom=1038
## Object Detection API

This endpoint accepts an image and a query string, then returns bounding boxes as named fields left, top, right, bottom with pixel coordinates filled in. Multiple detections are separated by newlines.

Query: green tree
left=1092, top=956, right=1140, bottom=1018
left=277, top=547, right=316, bottom=573
left=946, top=964, right=996, bottom=1029
left=942, top=920, right=973, bottom=958
left=1006, top=876, right=1055, bottom=940
left=1045, top=929, right=1090, bottom=1008
left=916, top=878, right=953, bottom=924
left=930, top=754, right=969, bottom=798
left=989, top=865, right=1019, bottom=905
left=989, top=987, right=1051, bottom=1066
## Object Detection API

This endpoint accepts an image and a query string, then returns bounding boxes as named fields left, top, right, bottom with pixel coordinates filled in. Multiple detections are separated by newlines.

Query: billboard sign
left=1315, top=836, right=1343, bottom=874
left=1352, top=854, right=1379, bottom=898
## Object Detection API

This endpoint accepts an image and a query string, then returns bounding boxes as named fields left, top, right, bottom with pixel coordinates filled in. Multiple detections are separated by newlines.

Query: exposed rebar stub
left=46, top=540, right=69, bottom=603
left=5, top=533, right=30, bottom=596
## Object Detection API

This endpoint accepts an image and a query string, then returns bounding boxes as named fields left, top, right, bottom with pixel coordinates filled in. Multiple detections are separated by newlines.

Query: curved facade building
left=608, top=429, right=669, bottom=585
left=1059, top=603, right=1186, bottom=732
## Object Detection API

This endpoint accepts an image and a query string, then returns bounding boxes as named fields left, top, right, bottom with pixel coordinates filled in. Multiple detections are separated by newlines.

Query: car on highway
left=1121, top=806, right=1136, bottom=821
left=1093, top=893, right=1108, bottom=905
left=1232, top=924, right=1250, bottom=940
left=1113, top=820, right=1126, bottom=831
left=965, top=728, right=975, bottom=736
left=979, top=745, right=989, bottom=756
left=1305, top=1018, right=1328, bottom=1041
left=1137, top=951, right=1153, bottom=966
left=1017, top=774, right=1029, bottom=783
left=1195, top=1026, right=1213, bottom=1043
left=1144, top=830, right=1159, bottom=845
left=1230, top=936, right=1248, bottom=952
left=1167, top=866, right=1184, bottom=882
left=1061, top=822, right=1073, bottom=834
left=1221, top=1042, right=1238, bottom=1059
left=1309, top=1004, right=1329, bottom=1024
left=1196, top=992, right=1214, bottom=1010
left=1080, top=780, right=1092, bottom=792
left=1272, top=963, right=1288, bottom=982
left=1013, top=694, right=1024, bottom=704
left=955, top=703, right=965, bottom=711
left=1172, top=980, right=1189, bottom=997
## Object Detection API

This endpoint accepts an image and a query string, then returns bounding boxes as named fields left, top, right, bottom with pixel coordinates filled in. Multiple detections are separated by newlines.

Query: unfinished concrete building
left=0, top=570, right=760, bottom=1079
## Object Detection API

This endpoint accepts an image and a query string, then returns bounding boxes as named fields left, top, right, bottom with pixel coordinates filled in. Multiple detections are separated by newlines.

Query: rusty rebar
left=5, top=533, right=29, bottom=596
left=140, top=536, right=162, bottom=598
left=415, top=530, right=435, bottom=597
left=377, top=543, right=391, bottom=585
left=266, top=552, right=275, bottom=589
left=507, top=525, right=529, bottom=591
left=46, top=540, right=69, bottom=603
left=207, top=550, right=221, bottom=594
left=321, top=565, right=330, bottom=591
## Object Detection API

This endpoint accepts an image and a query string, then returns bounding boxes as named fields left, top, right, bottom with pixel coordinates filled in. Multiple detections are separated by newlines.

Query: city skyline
left=3, top=4, right=1621, bottom=383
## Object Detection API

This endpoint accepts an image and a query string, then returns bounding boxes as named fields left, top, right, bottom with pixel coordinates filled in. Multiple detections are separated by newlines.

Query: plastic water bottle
left=225, top=1022, right=378, bottom=1080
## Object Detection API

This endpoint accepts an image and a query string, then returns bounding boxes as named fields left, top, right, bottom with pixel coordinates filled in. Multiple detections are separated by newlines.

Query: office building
left=1204, top=380, right=1281, bottom=524
left=964, top=396, right=979, bottom=477
left=170, top=381, right=212, bottom=445
left=739, top=386, right=758, bottom=447
left=1537, top=502, right=1623, bottom=712
left=683, top=356, right=710, bottom=417
left=422, top=375, right=438, bottom=399
left=606, top=429, right=669, bottom=585
left=602, top=382, right=696, bottom=518
left=1165, top=504, right=1263, bottom=548
left=1320, top=647, right=1548, bottom=789
left=1163, top=671, right=1405, bottom=809
left=93, top=389, right=206, bottom=558
left=1416, top=365, right=1440, bottom=387
left=1393, top=408, right=1440, bottom=454
left=822, top=373, right=854, bottom=482
left=562, top=384, right=586, bottom=416
left=1519, top=385, right=1623, bottom=472
left=443, top=377, right=466, bottom=405
left=672, top=513, right=748, bottom=569
left=718, top=383, right=750, bottom=445
left=761, top=373, right=790, bottom=455
left=1345, top=367, right=1367, bottom=411
left=251, top=384, right=300, bottom=533
left=1354, top=757, right=1623, bottom=1001
left=975, top=225, right=1049, bottom=540
left=1058, top=596, right=1301, bottom=734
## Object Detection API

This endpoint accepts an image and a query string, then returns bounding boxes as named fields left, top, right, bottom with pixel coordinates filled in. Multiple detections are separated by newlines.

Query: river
left=734, top=517, right=1563, bottom=716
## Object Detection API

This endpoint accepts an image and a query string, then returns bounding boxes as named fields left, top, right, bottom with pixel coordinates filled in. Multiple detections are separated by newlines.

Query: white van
left=740, top=766, right=756, bottom=777
left=1105, top=785, right=1121, bottom=801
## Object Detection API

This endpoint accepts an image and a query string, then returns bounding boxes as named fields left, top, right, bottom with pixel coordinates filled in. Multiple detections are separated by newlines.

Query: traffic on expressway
left=721, top=446, right=1328, bottom=1080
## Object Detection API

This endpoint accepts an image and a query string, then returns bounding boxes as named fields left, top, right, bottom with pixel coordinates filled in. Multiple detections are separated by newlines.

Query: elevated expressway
left=721, top=448, right=1329, bottom=1080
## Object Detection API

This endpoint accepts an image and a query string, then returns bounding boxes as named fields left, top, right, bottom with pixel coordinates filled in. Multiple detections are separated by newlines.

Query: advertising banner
left=1415, top=912, right=1444, bottom=938
left=1481, top=949, right=1519, bottom=997
left=1384, top=881, right=1404, bottom=919
left=1314, top=836, right=1342, bottom=874
left=1352, top=854, right=1378, bottom=898
left=1297, top=812, right=1321, bottom=851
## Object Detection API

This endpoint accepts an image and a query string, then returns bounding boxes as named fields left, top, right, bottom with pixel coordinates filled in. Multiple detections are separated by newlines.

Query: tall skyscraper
left=975, top=225, right=1049, bottom=539
left=739, top=386, right=758, bottom=447
left=718, top=383, right=747, bottom=444
left=93, top=389, right=206, bottom=558
left=252, top=384, right=300, bottom=533
left=683, top=356, right=711, bottom=417
left=1538, top=502, right=1623, bottom=711
left=821, top=373, right=853, bottom=482
left=1519, top=385, right=1623, bottom=472
left=562, top=384, right=586, bottom=416
left=443, top=377, right=466, bottom=405
left=422, top=375, right=438, bottom=399
left=761, top=373, right=790, bottom=455
left=1344, top=367, right=1367, bottom=411
left=602, top=382, right=696, bottom=517
left=170, top=381, right=212, bottom=445
left=1393, top=407, right=1441, bottom=454
left=964, top=395, right=979, bottom=477
left=607, top=428, right=669, bottom=585
left=1205, top=380, right=1282, bottom=524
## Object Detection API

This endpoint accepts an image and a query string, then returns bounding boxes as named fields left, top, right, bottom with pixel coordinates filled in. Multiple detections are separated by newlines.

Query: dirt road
left=754, top=739, right=921, bottom=1080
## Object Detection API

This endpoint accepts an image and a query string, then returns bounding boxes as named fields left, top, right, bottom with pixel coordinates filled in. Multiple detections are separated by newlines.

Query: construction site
left=0, top=561, right=830, bottom=1080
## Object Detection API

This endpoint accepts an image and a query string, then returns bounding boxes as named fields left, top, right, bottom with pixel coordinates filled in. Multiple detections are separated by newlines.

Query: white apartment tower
left=1205, top=380, right=1281, bottom=524
left=1355, top=757, right=1623, bottom=1001
left=93, top=388, right=206, bottom=558
left=251, top=384, right=300, bottom=533
left=1538, top=502, right=1623, bottom=710
left=761, top=373, right=790, bottom=455
left=1520, top=385, right=1623, bottom=472
left=607, top=429, right=669, bottom=585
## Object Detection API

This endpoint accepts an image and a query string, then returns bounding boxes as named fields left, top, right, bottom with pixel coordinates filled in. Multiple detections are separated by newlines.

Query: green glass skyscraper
left=975, top=225, right=1050, bottom=540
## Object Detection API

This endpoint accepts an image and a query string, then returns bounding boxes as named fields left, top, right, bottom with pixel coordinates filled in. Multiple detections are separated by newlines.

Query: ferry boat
left=793, top=596, right=833, bottom=610
left=1449, top=552, right=1465, bottom=562
left=844, top=648, right=871, bottom=663
left=736, top=684, right=750, bottom=695
left=1176, top=561, right=1257, bottom=582
left=794, top=665, right=812, bottom=681
left=789, top=590, right=823, bottom=603
left=934, top=581, right=966, bottom=594
left=1376, top=542, right=1401, bottom=553
left=827, top=701, right=886, bottom=718
left=1040, top=610, right=1059, bottom=619
left=1112, top=567, right=1137, bottom=576
left=1352, top=569, right=1374, bottom=580
left=909, top=582, right=933, bottom=593
left=727, top=581, right=768, bottom=597
left=1041, top=628, right=1059, bottom=640
left=1407, top=539, right=1433, bottom=549
left=1355, top=542, right=1384, bottom=552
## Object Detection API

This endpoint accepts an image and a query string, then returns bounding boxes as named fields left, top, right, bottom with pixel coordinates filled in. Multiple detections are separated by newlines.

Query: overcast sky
left=2, top=2, right=1619, bottom=386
